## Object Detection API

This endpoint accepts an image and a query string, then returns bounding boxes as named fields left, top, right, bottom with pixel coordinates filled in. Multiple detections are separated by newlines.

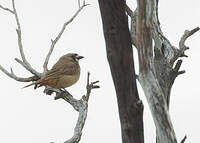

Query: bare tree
left=98, top=0, right=199, bottom=143
left=0, top=0, right=99, bottom=143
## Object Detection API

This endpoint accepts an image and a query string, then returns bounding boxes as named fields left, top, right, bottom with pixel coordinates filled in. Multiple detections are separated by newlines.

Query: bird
left=23, top=53, right=84, bottom=90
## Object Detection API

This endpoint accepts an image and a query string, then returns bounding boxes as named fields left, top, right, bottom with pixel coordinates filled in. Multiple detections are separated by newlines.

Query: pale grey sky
left=0, top=0, right=199, bottom=143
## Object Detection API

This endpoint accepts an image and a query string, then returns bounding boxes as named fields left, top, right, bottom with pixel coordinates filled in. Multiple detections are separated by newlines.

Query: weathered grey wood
left=135, top=0, right=199, bottom=143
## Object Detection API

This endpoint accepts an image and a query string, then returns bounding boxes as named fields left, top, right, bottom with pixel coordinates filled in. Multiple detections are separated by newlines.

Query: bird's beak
left=77, top=55, right=84, bottom=60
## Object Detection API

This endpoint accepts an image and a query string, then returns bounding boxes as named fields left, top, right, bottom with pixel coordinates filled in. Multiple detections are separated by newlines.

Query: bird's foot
left=60, top=88, right=71, bottom=95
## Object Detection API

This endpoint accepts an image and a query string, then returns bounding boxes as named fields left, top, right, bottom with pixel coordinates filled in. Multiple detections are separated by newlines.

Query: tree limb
left=136, top=0, right=178, bottom=143
left=43, top=1, right=89, bottom=72
left=177, top=27, right=200, bottom=57
left=52, top=73, right=99, bottom=143
left=136, top=0, right=153, bottom=72
left=125, top=4, right=138, bottom=47
left=0, top=65, right=39, bottom=82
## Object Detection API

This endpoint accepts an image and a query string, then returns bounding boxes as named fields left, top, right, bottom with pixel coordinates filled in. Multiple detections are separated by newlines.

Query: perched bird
left=24, top=53, right=83, bottom=89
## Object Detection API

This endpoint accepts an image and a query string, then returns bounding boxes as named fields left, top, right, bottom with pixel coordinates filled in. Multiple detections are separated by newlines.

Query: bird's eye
left=74, top=53, right=78, bottom=57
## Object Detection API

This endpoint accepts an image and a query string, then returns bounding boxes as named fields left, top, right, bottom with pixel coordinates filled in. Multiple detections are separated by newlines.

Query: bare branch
left=43, top=2, right=89, bottom=72
left=168, top=27, right=200, bottom=64
left=180, top=135, right=187, bottom=143
left=125, top=4, right=138, bottom=47
left=136, top=0, right=153, bottom=72
left=171, top=60, right=185, bottom=84
left=14, top=58, right=42, bottom=77
left=10, top=0, right=41, bottom=77
left=55, top=91, right=80, bottom=111
left=173, top=60, right=183, bottom=73
left=0, top=65, right=39, bottom=82
left=78, top=0, right=81, bottom=8
left=46, top=73, right=99, bottom=143
left=179, top=27, right=200, bottom=48
left=179, top=27, right=200, bottom=53
left=85, top=73, right=99, bottom=101
left=0, top=4, right=14, bottom=13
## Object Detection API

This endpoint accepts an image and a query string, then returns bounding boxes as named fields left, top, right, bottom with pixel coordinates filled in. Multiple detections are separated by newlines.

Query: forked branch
left=0, top=0, right=41, bottom=78
left=53, top=72, right=99, bottom=143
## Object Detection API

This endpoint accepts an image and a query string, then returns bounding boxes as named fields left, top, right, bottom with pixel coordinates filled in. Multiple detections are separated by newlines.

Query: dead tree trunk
left=98, top=0, right=144, bottom=143
left=99, top=0, right=199, bottom=143
left=125, top=0, right=199, bottom=143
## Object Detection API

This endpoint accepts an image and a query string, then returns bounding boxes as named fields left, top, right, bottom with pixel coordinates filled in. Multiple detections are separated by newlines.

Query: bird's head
left=64, top=53, right=84, bottom=62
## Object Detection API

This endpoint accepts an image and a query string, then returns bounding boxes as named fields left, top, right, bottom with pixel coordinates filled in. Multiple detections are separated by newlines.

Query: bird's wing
left=43, top=60, right=78, bottom=80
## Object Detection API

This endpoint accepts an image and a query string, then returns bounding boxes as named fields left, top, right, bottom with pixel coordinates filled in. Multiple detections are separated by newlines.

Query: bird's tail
left=23, top=82, right=36, bottom=88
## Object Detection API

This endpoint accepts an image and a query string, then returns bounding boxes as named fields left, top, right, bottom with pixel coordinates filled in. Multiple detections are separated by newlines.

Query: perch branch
left=43, top=1, right=89, bottom=72
left=0, top=65, right=39, bottom=82
left=52, top=72, right=99, bottom=143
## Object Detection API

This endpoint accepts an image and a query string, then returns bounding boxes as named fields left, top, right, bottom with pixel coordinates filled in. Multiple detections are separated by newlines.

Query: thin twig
left=43, top=2, right=89, bottom=72
left=78, top=0, right=81, bottom=8
left=0, top=65, right=38, bottom=82
left=0, top=4, right=14, bottom=13
left=14, top=58, right=42, bottom=77
left=169, top=27, right=200, bottom=64
left=179, top=27, right=200, bottom=50
left=11, top=0, right=41, bottom=77
left=180, top=135, right=187, bottom=143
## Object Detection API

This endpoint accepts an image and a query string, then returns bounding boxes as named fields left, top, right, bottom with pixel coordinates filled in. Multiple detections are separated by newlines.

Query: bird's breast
left=56, top=72, right=80, bottom=88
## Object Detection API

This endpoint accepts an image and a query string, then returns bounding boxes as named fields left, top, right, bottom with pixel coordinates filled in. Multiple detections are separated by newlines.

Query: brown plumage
left=24, top=53, right=83, bottom=89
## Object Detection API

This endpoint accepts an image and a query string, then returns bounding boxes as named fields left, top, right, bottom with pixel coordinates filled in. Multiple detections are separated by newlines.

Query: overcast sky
left=0, top=0, right=199, bottom=143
